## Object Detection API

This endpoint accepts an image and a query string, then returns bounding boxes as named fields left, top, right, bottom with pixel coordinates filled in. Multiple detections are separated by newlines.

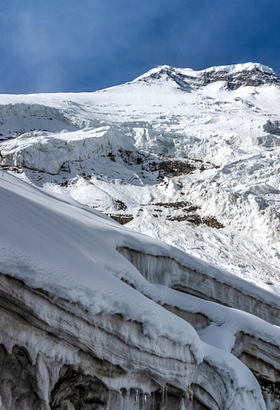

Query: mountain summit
left=134, top=62, right=280, bottom=90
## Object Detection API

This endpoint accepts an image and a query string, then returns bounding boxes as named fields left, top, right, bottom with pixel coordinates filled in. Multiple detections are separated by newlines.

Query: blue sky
left=1, top=0, right=280, bottom=93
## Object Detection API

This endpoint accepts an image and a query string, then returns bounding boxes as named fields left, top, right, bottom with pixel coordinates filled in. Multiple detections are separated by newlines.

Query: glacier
left=1, top=62, right=280, bottom=409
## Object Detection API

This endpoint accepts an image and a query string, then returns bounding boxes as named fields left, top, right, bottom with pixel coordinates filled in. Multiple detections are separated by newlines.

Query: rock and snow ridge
left=134, top=63, right=280, bottom=90
left=0, top=62, right=280, bottom=408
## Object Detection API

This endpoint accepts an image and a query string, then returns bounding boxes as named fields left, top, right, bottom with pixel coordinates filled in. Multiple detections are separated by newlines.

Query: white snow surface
left=0, top=172, right=270, bottom=407
left=0, top=173, right=201, bottom=352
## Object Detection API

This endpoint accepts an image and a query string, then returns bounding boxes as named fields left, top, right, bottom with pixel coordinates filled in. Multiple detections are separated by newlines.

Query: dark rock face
left=50, top=367, right=110, bottom=410
left=263, top=120, right=280, bottom=135
left=258, top=378, right=280, bottom=409
left=200, top=68, right=280, bottom=90
left=107, top=214, right=134, bottom=224
left=50, top=369, right=191, bottom=410
left=0, top=349, right=192, bottom=410
left=139, top=66, right=280, bottom=91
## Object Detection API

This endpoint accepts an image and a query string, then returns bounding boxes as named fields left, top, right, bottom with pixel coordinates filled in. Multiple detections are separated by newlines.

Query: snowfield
left=1, top=62, right=280, bottom=409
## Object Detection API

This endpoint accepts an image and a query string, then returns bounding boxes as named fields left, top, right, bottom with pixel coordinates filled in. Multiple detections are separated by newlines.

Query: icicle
left=122, top=388, right=130, bottom=410
left=161, top=385, right=168, bottom=410
left=143, top=393, right=148, bottom=410
left=109, top=355, right=113, bottom=378
left=106, top=356, right=113, bottom=410
left=127, top=389, right=130, bottom=410
left=106, top=389, right=112, bottom=410
left=135, top=388, right=139, bottom=408
left=145, top=393, right=151, bottom=410
left=180, top=399, right=187, bottom=410
left=120, top=389, right=124, bottom=410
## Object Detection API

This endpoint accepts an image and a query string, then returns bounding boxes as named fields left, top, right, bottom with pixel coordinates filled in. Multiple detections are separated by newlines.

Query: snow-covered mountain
left=1, top=63, right=280, bottom=409
left=1, top=62, right=280, bottom=289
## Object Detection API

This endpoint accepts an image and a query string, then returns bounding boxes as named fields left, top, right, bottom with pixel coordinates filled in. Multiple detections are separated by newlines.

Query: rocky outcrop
left=199, top=68, right=280, bottom=90
left=137, top=65, right=280, bottom=91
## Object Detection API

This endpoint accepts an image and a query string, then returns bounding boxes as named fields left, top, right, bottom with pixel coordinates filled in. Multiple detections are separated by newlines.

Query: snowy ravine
left=0, top=63, right=280, bottom=409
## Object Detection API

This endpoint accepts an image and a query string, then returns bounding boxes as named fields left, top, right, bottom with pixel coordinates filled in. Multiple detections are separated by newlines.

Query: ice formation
left=1, top=63, right=280, bottom=409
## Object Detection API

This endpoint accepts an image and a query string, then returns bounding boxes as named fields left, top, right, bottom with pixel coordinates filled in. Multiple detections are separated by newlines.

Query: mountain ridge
left=133, top=62, right=280, bottom=91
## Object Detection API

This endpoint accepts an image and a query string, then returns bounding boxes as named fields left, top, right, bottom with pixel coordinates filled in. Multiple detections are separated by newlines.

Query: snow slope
left=1, top=171, right=278, bottom=409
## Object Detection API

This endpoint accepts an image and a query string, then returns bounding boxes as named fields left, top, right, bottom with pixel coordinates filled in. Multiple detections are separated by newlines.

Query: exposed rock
left=137, top=65, right=280, bottom=91
left=202, top=216, right=224, bottom=229
left=263, top=120, right=280, bottom=135
left=115, top=199, right=127, bottom=211
left=201, top=68, right=280, bottom=90
left=157, top=159, right=195, bottom=178
left=107, top=214, right=133, bottom=224
left=50, top=367, right=111, bottom=410
left=143, top=202, right=224, bottom=229
left=0, top=344, right=47, bottom=410
left=147, top=201, right=197, bottom=210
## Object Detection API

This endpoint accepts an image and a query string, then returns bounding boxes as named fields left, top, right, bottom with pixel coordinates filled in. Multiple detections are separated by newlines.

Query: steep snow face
left=0, top=173, right=270, bottom=410
left=1, top=62, right=280, bottom=295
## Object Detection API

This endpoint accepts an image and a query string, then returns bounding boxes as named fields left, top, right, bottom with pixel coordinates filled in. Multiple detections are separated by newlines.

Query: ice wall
left=117, top=246, right=280, bottom=408
left=117, top=247, right=280, bottom=326
left=0, top=272, right=265, bottom=410
left=0, top=126, right=134, bottom=174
